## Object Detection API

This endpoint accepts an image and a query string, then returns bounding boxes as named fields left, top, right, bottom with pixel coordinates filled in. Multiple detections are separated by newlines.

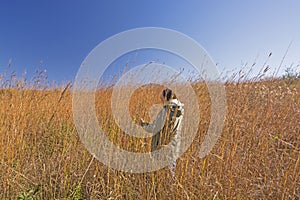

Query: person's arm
left=141, top=107, right=167, bottom=133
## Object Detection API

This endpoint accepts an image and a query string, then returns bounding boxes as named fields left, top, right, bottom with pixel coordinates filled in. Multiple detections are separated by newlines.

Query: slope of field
left=0, top=78, right=299, bottom=199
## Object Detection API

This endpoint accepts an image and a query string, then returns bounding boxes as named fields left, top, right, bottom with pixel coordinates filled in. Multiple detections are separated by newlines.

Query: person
left=139, top=88, right=184, bottom=177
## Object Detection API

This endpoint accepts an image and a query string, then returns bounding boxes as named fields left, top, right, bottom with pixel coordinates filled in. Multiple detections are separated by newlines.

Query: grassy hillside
left=0, top=75, right=299, bottom=199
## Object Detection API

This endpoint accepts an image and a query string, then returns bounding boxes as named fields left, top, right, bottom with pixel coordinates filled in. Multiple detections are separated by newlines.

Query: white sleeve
left=142, top=108, right=167, bottom=133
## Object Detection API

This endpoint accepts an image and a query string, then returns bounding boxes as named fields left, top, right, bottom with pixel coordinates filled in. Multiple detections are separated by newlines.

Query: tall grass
left=0, top=69, right=299, bottom=199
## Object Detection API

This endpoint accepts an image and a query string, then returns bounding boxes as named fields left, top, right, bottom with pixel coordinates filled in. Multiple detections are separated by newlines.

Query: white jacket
left=142, top=99, right=184, bottom=151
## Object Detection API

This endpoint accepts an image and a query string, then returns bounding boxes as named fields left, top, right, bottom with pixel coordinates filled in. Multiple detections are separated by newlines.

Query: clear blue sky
left=1, top=0, right=300, bottom=83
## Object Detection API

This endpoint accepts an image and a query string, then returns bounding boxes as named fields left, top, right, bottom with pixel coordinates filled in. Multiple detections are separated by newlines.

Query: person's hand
left=139, top=118, right=145, bottom=126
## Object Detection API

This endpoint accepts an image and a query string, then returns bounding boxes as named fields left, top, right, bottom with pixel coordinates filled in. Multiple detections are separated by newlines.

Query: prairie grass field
left=0, top=70, right=299, bottom=199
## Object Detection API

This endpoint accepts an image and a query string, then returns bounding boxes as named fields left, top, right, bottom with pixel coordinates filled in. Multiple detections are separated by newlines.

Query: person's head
left=160, top=88, right=177, bottom=102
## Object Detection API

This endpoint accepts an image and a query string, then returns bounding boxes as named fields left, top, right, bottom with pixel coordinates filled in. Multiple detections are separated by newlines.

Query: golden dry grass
left=0, top=73, right=299, bottom=199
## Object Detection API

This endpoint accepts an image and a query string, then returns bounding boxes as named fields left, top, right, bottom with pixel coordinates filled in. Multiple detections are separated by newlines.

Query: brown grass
left=0, top=72, right=299, bottom=199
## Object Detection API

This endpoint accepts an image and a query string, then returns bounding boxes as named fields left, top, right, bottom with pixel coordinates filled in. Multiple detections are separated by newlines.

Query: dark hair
left=162, top=88, right=177, bottom=101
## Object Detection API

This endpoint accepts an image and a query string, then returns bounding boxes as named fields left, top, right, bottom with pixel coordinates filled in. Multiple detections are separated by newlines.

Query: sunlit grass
left=0, top=69, right=299, bottom=199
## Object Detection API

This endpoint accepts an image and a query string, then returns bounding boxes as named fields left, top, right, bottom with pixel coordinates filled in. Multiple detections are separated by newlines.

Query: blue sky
left=1, top=0, right=300, bottom=83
